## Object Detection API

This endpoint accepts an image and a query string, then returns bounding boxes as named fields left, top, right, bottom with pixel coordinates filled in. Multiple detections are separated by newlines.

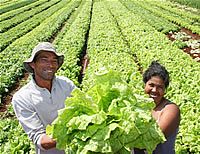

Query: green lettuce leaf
left=47, top=69, right=166, bottom=153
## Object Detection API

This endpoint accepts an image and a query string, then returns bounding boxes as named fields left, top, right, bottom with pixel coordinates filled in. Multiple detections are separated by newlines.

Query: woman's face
left=144, top=76, right=165, bottom=105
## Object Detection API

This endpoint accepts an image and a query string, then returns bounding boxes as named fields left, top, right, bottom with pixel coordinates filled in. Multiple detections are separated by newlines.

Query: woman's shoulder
left=164, top=100, right=180, bottom=113
left=159, top=99, right=180, bottom=137
left=162, top=99, right=180, bottom=123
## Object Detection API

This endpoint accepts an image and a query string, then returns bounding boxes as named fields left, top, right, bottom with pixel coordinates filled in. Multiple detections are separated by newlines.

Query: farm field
left=0, top=0, right=199, bottom=153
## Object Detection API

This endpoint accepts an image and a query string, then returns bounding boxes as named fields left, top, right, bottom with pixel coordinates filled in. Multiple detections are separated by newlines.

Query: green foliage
left=55, top=0, right=92, bottom=86
left=172, top=40, right=187, bottom=49
left=131, top=0, right=200, bottom=35
left=105, top=1, right=200, bottom=153
left=170, top=0, right=200, bottom=9
left=47, top=69, right=165, bottom=154
left=121, top=0, right=180, bottom=34
left=0, top=118, right=33, bottom=154
left=0, top=0, right=48, bottom=22
left=0, top=0, right=61, bottom=33
left=0, top=0, right=67, bottom=51
left=0, top=0, right=37, bottom=15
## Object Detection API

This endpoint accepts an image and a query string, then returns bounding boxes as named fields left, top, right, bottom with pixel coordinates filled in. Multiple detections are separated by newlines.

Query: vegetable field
left=0, top=0, right=199, bottom=153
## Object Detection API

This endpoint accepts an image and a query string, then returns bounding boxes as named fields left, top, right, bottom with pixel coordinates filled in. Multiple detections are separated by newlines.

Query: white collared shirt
left=12, top=76, right=76, bottom=154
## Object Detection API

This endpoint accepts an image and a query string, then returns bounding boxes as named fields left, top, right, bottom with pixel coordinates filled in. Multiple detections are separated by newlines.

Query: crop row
left=0, top=0, right=61, bottom=33
left=148, top=0, right=200, bottom=23
left=107, top=0, right=200, bottom=107
left=0, top=0, right=48, bottom=22
left=170, top=0, right=200, bottom=9
left=0, top=117, right=34, bottom=153
left=0, top=0, right=17, bottom=7
left=121, top=0, right=180, bottom=34
left=0, top=0, right=70, bottom=52
left=0, top=1, right=93, bottom=152
left=0, top=0, right=37, bottom=15
left=133, top=0, right=200, bottom=35
left=55, top=0, right=92, bottom=86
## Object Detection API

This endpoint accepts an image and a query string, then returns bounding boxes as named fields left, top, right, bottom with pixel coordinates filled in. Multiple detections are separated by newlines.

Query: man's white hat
left=23, top=42, right=64, bottom=73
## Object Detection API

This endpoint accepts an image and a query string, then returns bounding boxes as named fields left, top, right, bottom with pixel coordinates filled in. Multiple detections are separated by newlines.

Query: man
left=12, top=42, right=76, bottom=154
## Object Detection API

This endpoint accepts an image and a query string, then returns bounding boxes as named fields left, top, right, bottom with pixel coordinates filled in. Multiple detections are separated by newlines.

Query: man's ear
left=29, top=62, right=35, bottom=70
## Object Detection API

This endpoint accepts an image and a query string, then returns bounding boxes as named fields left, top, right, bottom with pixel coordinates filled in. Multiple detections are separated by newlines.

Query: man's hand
left=40, top=134, right=56, bottom=150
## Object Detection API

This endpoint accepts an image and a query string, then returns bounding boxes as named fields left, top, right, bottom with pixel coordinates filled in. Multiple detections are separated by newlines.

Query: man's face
left=30, top=51, right=59, bottom=81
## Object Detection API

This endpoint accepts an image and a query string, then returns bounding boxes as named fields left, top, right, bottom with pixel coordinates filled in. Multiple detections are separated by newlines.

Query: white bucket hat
left=23, top=42, right=64, bottom=73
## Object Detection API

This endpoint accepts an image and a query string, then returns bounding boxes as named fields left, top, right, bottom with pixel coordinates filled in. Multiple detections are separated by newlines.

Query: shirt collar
left=30, top=75, right=57, bottom=91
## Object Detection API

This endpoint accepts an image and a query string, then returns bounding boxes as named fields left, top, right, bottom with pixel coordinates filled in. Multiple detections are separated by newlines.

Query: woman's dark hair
left=143, top=61, right=170, bottom=88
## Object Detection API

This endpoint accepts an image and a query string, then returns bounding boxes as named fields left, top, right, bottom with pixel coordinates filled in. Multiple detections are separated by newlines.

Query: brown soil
left=167, top=33, right=176, bottom=41
left=181, top=28, right=200, bottom=40
left=183, top=47, right=200, bottom=59
left=167, top=28, right=200, bottom=62
left=181, top=28, right=200, bottom=62
left=0, top=72, right=29, bottom=112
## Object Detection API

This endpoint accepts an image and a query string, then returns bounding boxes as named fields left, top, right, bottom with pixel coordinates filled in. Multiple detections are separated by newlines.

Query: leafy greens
left=46, top=69, right=165, bottom=154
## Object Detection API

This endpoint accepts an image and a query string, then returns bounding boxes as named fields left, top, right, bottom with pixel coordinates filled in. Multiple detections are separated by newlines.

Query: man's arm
left=12, top=94, right=47, bottom=148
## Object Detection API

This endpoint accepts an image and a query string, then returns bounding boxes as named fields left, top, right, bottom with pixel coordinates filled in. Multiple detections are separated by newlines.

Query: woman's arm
left=158, top=103, right=180, bottom=137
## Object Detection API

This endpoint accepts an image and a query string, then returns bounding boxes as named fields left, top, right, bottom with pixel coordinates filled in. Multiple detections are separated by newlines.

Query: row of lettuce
left=0, top=0, right=48, bottom=22
left=0, top=0, right=61, bottom=32
left=0, top=108, right=34, bottom=153
left=130, top=0, right=200, bottom=35
left=0, top=0, right=199, bottom=153
left=0, top=0, right=67, bottom=52
left=83, top=1, right=200, bottom=152
left=170, top=0, right=200, bottom=9
left=46, top=0, right=164, bottom=146
left=0, top=0, right=37, bottom=15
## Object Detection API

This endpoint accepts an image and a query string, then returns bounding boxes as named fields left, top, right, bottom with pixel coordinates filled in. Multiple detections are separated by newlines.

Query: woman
left=133, top=61, right=180, bottom=154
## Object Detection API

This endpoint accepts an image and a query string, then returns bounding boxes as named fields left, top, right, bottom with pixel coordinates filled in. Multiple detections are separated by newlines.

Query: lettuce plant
left=47, top=69, right=165, bottom=154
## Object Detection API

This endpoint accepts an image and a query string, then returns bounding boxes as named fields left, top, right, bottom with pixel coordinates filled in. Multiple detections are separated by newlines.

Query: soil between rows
left=167, top=28, right=200, bottom=62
